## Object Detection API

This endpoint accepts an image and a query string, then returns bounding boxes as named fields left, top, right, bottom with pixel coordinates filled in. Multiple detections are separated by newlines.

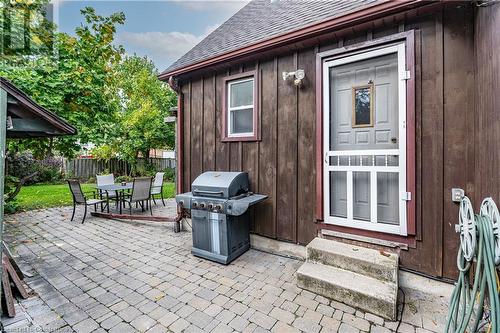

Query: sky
left=52, top=0, right=249, bottom=72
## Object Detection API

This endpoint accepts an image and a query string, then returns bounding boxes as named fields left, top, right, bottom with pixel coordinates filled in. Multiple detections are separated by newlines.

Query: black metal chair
left=67, top=179, right=108, bottom=223
left=122, top=177, right=153, bottom=215
left=150, top=172, right=166, bottom=206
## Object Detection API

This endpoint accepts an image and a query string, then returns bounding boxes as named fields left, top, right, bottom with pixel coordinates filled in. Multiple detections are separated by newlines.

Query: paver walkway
left=2, top=200, right=445, bottom=332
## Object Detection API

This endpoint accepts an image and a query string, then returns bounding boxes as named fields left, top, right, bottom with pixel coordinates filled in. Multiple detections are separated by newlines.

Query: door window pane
left=230, top=108, right=253, bottom=134
left=353, top=171, right=370, bottom=221
left=330, top=171, right=347, bottom=218
left=377, top=172, right=399, bottom=225
left=230, top=79, right=253, bottom=107
left=352, top=84, right=373, bottom=127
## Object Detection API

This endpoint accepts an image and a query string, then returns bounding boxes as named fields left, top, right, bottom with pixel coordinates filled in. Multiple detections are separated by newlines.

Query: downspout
left=167, top=76, right=184, bottom=232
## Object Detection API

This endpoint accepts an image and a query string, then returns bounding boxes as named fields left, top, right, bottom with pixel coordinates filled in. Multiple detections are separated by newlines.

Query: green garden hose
left=445, top=197, right=500, bottom=333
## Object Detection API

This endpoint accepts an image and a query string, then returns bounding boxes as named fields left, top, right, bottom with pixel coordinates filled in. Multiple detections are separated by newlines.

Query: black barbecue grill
left=176, top=171, right=267, bottom=264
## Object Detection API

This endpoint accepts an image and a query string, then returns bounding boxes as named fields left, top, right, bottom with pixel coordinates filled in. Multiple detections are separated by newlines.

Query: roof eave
left=1, top=77, right=77, bottom=135
left=159, top=0, right=429, bottom=81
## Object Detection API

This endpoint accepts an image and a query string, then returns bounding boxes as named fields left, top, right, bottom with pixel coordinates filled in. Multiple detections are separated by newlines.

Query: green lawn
left=15, top=182, right=175, bottom=211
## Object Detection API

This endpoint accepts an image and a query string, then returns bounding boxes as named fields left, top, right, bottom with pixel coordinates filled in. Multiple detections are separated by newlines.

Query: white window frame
left=322, top=43, right=408, bottom=236
left=227, top=77, right=255, bottom=138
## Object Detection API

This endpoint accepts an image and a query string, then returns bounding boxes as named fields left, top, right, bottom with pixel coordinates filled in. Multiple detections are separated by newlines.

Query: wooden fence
left=63, top=158, right=175, bottom=179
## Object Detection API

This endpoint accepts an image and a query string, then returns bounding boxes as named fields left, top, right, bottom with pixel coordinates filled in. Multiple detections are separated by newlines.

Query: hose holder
left=479, top=197, right=500, bottom=266
left=455, top=196, right=476, bottom=262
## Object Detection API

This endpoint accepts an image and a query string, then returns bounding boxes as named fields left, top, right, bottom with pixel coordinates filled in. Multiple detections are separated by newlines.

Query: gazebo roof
left=1, top=77, right=77, bottom=138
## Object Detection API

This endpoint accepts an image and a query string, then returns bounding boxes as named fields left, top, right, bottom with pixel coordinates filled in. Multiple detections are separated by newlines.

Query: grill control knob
left=199, top=202, right=205, bottom=208
left=192, top=202, right=198, bottom=208
left=207, top=203, right=213, bottom=210
left=215, top=204, right=223, bottom=211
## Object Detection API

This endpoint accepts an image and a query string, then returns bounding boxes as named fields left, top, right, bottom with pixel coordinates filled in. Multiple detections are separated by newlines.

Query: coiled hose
left=445, top=197, right=500, bottom=333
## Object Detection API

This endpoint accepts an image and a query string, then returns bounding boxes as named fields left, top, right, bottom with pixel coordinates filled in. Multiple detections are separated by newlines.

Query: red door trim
left=405, top=31, right=416, bottom=235
left=315, top=30, right=417, bottom=236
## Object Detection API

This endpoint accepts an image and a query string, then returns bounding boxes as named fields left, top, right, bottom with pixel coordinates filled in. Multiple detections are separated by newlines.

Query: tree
left=92, top=56, right=176, bottom=173
left=0, top=3, right=125, bottom=158
left=0, top=0, right=56, bottom=57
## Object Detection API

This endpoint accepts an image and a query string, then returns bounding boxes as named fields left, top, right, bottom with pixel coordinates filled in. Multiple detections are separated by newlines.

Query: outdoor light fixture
left=282, top=69, right=305, bottom=86
left=6, top=116, right=13, bottom=130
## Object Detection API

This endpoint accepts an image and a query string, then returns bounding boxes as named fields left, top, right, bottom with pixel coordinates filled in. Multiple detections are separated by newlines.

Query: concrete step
left=306, top=237, right=398, bottom=284
left=297, top=261, right=398, bottom=320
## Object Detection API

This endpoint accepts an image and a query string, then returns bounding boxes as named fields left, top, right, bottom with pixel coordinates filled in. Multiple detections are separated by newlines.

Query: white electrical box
left=451, top=188, right=465, bottom=202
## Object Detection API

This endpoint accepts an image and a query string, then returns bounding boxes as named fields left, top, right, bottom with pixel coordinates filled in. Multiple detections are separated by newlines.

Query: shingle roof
left=162, top=0, right=378, bottom=75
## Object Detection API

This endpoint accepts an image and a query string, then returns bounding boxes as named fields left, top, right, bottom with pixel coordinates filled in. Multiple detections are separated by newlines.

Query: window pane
left=230, top=79, right=253, bottom=107
left=230, top=108, right=253, bottom=134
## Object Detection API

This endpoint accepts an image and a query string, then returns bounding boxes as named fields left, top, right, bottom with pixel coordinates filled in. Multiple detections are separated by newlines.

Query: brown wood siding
left=404, top=11, right=445, bottom=277
left=474, top=3, right=500, bottom=208
left=190, top=79, right=203, bottom=182
left=276, top=53, right=298, bottom=242
left=181, top=83, right=191, bottom=193
left=202, top=76, right=216, bottom=172
left=177, top=4, right=496, bottom=279
left=256, top=58, right=278, bottom=238
left=442, top=6, right=475, bottom=280
left=215, top=72, right=229, bottom=172
left=241, top=63, right=260, bottom=232
left=297, top=47, right=318, bottom=244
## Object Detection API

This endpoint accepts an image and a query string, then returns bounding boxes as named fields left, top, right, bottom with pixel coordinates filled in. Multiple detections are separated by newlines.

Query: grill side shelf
left=226, top=194, right=268, bottom=216
left=175, top=192, right=193, bottom=209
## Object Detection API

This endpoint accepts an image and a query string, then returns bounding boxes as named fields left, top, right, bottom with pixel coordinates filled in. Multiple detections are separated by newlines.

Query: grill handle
left=192, top=189, right=224, bottom=197
left=229, top=192, right=253, bottom=200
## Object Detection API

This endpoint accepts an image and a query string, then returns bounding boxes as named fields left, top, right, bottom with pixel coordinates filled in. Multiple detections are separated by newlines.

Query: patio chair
left=121, top=177, right=153, bottom=215
left=67, top=179, right=108, bottom=224
left=151, top=172, right=166, bottom=206
left=96, top=174, right=119, bottom=207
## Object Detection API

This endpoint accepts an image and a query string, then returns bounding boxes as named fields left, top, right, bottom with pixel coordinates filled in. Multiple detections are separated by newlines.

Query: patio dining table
left=95, top=183, right=133, bottom=214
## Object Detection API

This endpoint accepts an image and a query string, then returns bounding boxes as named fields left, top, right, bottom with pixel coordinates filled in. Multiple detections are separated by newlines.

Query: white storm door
left=323, top=43, right=408, bottom=236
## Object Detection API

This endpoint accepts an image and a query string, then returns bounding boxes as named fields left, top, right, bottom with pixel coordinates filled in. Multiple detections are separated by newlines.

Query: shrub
left=115, top=175, right=133, bottom=183
left=163, top=167, right=175, bottom=182
left=4, top=200, right=20, bottom=214
left=6, top=152, right=37, bottom=182
left=36, top=157, right=64, bottom=183
left=6, top=152, right=64, bottom=185
left=4, top=175, right=20, bottom=213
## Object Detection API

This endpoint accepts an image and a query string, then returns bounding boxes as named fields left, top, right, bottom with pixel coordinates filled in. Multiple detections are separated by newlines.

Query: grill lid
left=191, top=171, right=249, bottom=198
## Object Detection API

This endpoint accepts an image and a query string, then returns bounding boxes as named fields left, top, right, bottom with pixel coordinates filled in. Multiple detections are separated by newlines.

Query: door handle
left=324, top=152, right=328, bottom=164
left=391, top=137, right=398, bottom=144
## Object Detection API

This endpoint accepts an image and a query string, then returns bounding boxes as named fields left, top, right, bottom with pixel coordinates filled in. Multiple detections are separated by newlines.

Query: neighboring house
left=149, top=148, right=175, bottom=159
left=160, top=0, right=499, bottom=283
left=161, top=150, right=175, bottom=159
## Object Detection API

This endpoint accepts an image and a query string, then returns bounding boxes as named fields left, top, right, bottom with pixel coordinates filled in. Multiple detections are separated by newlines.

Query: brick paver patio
left=2, top=200, right=445, bottom=332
